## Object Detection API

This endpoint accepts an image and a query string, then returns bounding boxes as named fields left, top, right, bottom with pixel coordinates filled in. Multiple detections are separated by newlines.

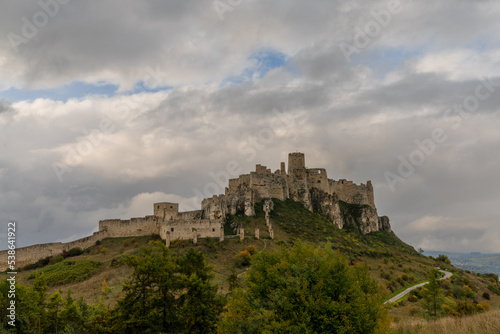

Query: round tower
left=288, top=152, right=305, bottom=174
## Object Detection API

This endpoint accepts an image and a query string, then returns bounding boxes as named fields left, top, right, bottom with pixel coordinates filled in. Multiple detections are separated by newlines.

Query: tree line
left=1, top=241, right=389, bottom=333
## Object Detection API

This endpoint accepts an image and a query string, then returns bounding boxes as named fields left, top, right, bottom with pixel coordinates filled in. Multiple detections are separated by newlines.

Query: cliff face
left=203, top=152, right=391, bottom=235
left=310, top=188, right=391, bottom=235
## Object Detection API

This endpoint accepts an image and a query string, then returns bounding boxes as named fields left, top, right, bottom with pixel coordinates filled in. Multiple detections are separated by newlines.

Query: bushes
left=408, top=294, right=418, bottom=302
left=28, top=259, right=103, bottom=286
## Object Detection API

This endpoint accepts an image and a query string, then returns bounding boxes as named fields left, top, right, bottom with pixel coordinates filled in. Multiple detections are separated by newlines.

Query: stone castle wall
left=0, top=231, right=109, bottom=272
left=99, top=216, right=159, bottom=237
left=329, top=179, right=375, bottom=208
left=159, top=219, right=221, bottom=242
left=0, top=152, right=388, bottom=271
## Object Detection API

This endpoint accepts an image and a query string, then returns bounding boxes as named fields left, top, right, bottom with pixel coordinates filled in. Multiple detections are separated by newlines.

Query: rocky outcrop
left=378, top=216, right=392, bottom=233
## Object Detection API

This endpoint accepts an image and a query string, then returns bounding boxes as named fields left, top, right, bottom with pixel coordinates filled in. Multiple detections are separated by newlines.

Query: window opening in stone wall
left=171, top=228, right=174, bottom=232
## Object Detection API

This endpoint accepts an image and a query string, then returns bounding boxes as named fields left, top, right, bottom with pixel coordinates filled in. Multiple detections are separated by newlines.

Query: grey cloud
left=1, top=0, right=500, bottom=253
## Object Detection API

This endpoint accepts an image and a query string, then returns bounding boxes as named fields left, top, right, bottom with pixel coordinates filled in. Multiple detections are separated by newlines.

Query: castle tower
left=154, top=202, right=179, bottom=221
left=288, top=152, right=305, bottom=175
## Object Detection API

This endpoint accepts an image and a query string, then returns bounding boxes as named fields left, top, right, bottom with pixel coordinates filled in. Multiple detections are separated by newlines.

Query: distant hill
left=424, top=251, right=500, bottom=277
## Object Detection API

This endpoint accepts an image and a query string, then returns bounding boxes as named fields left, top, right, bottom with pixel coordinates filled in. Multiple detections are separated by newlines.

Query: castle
left=1, top=152, right=391, bottom=271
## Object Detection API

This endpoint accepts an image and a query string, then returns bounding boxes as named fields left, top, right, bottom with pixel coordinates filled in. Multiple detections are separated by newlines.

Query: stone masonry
left=0, top=152, right=390, bottom=271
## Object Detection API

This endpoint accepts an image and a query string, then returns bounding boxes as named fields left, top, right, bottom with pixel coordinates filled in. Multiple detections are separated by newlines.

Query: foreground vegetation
left=392, top=309, right=500, bottom=334
left=1, top=241, right=390, bottom=333
left=1, top=198, right=499, bottom=333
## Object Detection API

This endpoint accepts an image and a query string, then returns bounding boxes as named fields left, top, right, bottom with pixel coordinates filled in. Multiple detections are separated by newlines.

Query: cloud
left=0, top=0, right=500, bottom=253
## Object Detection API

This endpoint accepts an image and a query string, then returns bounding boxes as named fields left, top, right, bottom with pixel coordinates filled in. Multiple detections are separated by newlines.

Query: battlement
left=0, top=151, right=387, bottom=271
left=154, top=202, right=179, bottom=220
left=288, top=152, right=305, bottom=174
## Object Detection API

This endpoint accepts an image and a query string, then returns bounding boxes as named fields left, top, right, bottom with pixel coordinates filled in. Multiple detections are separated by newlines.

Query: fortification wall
left=0, top=242, right=64, bottom=271
left=64, top=231, right=107, bottom=252
left=160, top=219, right=221, bottom=241
left=249, top=171, right=288, bottom=203
left=177, top=210, right=203, bottom=220
left=288, top=152, right=305, bottom=174
left=329, top=179, right=375, bottom=208
left=306, top=168, right=329, bottom=194
left=227, top=174, right=251, bottom=195
left=154, top=202, right=179, bottom=220
left=99, top=216, right=159, bottom=238
left=0, top=230, right=110, bottom=271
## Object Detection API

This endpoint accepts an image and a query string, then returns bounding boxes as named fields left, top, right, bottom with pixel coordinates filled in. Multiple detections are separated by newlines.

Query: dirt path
left=384, top=269, right=452, bottom=304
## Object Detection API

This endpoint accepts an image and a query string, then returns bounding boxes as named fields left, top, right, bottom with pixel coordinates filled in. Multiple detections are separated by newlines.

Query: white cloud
left=1, top=0, right=500, bottom=252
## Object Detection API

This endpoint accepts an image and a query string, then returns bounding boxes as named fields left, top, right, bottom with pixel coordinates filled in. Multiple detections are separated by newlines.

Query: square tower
left=154, top=202, right=179, bottom=221
left=288, top=152, right=305, bottom=174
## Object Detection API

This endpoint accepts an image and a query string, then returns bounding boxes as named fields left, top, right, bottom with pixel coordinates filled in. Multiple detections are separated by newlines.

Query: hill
left=2, top=198, right=500, bottom=332
left=424, top=251, right=500, bottom=277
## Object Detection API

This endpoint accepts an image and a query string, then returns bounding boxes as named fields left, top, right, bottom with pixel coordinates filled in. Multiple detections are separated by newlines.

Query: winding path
left=384, top=269, right=452, bottom=304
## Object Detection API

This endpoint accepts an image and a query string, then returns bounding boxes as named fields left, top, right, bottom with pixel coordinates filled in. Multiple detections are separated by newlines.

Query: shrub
left=68, top=247, right=83, bottom=257
left=236, top=250, right=252, bottom=267
left=482, top=292, right=491, bottom=300
left=100, top=247, right=108, bottom=254
left=28, top=259, right=102, bottom=286
left=436, top=254, right=451, bottom=264
left=245, top=245, right=257, bottom=255
left=408, top=294, right=418, bottom=302
left=111, top=258, right=120, bottom=267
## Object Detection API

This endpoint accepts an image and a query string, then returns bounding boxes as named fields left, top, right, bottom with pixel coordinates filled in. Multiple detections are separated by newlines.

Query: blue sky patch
left=351, top=47, right=422, bottom=80
left=0, top=80, right=174, bottom=103
left=221, top=49, right=290, bottom=86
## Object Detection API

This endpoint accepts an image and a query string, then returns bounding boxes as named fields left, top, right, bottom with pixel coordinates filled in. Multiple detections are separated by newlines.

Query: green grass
left=28, top=259, right=103, bottom=286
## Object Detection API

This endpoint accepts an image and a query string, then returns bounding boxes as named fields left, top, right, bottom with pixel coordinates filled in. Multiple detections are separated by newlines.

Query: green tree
left=60, top=290, right=83, bottom=333
left=47, top=291, right=64, bottom=334
left=26, top=273, right=49, bottom=333
left=218, top=242, right=389, bottom=333
left=227, top=266, right=240, bottom=293
left=84, top=296, right=113, bottom=334
left=422, top=269, right=443, bottom=317
left=177, top=248, right=224, bottom=334
left=112, top=241, right=222, bottom=333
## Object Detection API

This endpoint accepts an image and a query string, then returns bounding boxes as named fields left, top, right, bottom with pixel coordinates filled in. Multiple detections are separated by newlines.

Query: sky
left=1, top=0, right=500, bottom=253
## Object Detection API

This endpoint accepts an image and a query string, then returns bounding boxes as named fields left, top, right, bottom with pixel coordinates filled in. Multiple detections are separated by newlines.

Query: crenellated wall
left=329, top=179, right=375, bottom=208
left=98, top=216, right=159, bottom=237
left=0, top=152, right=388, bottom=271
left=159, top=219, right=221, bottom=242
left=0, top=231, right=109, bottom=272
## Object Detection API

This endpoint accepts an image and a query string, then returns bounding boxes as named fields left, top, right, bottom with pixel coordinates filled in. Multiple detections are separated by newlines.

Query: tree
left=422, top=269, right=443, bottom=317
left=60, top=290, right=83, bottom=333
left=26, top=273, right=49, bottom=333
left=227, top=266, right=240, bottom=292
left=176, top=248, right=224, bottom=334
left=218, top=242, right=390, bottom=333
left=112, top=241, right=223, bottom=333
left=47, top=291, right=64, bottom=334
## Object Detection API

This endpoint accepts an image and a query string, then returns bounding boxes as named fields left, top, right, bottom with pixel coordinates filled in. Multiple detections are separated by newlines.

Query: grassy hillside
left=2, top=198, right=499, bottom=329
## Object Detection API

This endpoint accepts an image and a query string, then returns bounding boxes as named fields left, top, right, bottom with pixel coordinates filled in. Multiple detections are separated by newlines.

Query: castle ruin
left=0, top=152, right=391, bottom=271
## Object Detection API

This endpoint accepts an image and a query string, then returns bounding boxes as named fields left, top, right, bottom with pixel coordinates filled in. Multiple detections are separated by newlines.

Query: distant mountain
left=424, top=251, right=500, bottom=277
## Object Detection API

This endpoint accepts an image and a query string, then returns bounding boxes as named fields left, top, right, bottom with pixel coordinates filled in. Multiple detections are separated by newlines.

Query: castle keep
left=1, top=152, right=391, bottom=271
